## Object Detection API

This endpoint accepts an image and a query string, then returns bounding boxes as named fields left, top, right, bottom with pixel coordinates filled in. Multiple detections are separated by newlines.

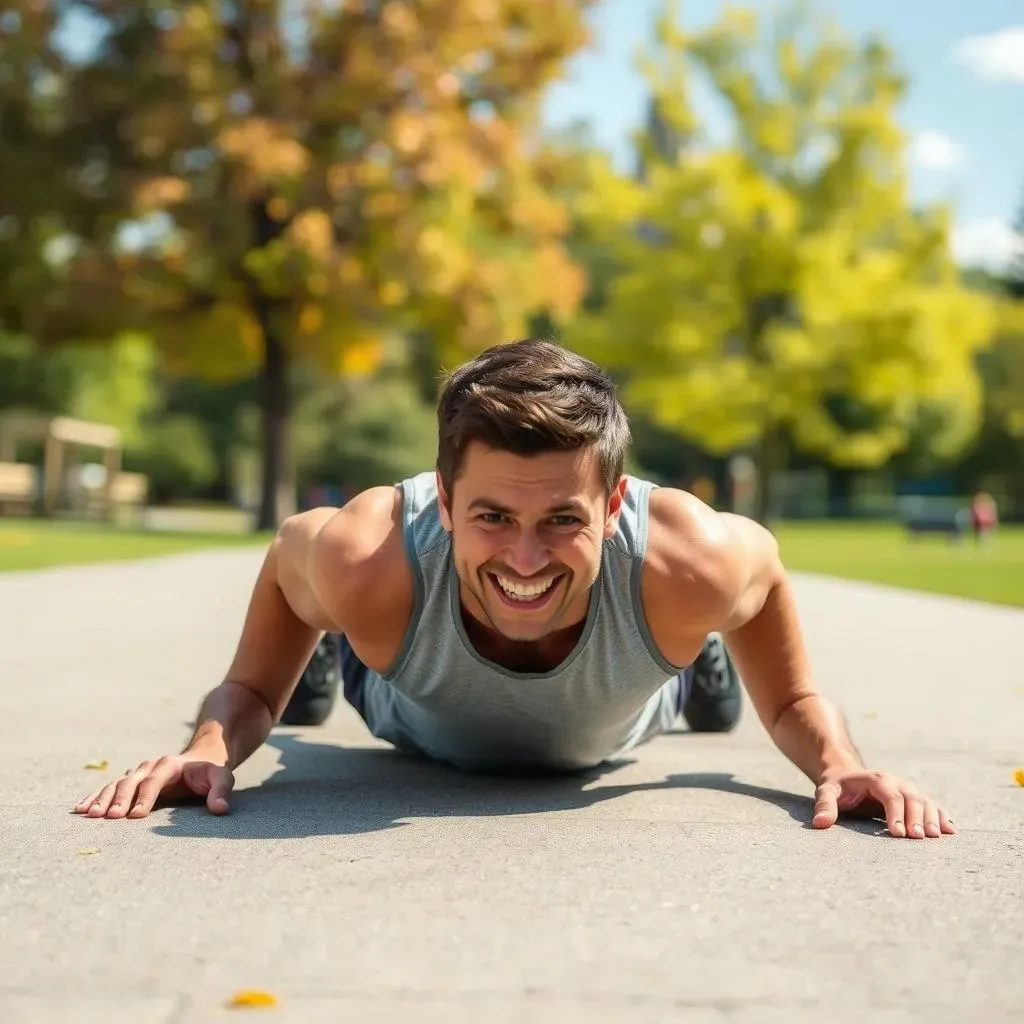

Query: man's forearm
left=768, top=693, right=864, bottom=783
left=183, top=681, right=275, bottom=770
left=723, top=571, right=864, bottom=783
left=180, top=523, right=332, bottom=771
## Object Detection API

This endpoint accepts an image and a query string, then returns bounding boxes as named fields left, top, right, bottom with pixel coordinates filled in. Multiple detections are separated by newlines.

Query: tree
left=1006, top=186, right=1024, bottom=300
left=17, top=0, right=593, bottom=528
left=569, top=1, right=995, bottom=520
left=0, top=3, right=82, bottom=335
left=987, top=299, right=1024, bottom=442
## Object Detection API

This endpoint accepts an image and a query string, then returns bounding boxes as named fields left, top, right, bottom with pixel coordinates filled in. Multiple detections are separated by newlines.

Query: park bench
left=902, top=508, right=970, bottom=541
left=108, top=472, right=148, bottom=508
left=78, top=470, right=150, bottom=524
left=0, top=461, right=37, bottom=514
left=0, top=460, right=148, bottom=520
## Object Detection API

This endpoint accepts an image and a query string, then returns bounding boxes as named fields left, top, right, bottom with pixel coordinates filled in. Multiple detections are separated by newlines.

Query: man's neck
left=459, top=605, right=588, bottom=674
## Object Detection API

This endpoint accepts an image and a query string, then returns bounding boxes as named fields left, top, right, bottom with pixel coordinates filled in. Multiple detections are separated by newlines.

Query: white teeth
left=495, top=575, right=556, bottom=601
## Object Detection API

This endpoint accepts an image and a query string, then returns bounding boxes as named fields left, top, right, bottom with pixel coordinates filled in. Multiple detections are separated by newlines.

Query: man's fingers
left=205, top=766, right=235, bottom=815
left=83, top=782, right=118, bottom=818
left=75, top=761, right=156, bottom=818
left=74, top=758, right=238, bottom=821
left=902, top=792, right=926, bottom=839
left=74, top=787, right=106, bottom=814
left=880, top=786, right=906, bottom=837
left=105, top=770, right=149, bottom=819
left=179, top=761, right=234, bottom=814
left=127, top=764, right=182, bottom=819
left=922, top=800, right=942, bottom=838
left=812, top=782, right=841, bottom=829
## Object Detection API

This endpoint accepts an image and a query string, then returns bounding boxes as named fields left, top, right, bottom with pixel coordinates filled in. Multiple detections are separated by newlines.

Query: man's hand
left=812, top=768, right=956, bottom=838
left=73, top=755, right=236, bottom=820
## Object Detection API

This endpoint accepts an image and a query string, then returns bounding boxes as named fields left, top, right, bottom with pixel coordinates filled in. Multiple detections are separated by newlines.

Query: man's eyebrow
left=467, top=498, right=587, bottom=515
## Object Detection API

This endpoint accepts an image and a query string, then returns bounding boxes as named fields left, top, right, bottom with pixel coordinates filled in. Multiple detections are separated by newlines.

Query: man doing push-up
left=75, top=339, right=955, bottom=840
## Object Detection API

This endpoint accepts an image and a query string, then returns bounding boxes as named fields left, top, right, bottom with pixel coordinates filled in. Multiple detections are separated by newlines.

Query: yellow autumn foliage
left=570, top=0, right=996, bottom=475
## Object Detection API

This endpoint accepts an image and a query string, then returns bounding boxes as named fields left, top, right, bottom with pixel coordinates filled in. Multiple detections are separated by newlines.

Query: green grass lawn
left=774, top=521, right=1024, bottom=608
left=0, top=518, right=270, bottom=573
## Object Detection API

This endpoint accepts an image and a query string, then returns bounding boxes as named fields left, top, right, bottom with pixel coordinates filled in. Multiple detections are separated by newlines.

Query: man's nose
left=506, top=531, right=549, bottom=577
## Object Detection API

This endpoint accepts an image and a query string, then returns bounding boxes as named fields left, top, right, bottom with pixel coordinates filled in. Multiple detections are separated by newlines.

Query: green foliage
left=568, top=0, right=995, bottom=516
left=1007, top=186, right=1024, bottom=300
left=2, top=0, right=598, bottom=526
left=125, top=414, right=218, bottom=502
left=0, top=331, right=157, bottom=444
left=0, top=334, right=45, bottom=411
left=62, top=334, right=159, bottom=447
left=984, top=300, right=1024, bottom=441
left=313, top=374, right=439, bottom=493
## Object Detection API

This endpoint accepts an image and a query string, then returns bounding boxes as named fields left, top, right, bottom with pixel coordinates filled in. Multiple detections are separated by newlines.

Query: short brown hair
left=436, top=338, right=631, bottom=494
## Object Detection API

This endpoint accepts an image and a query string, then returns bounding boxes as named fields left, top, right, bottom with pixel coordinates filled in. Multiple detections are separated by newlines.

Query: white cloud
left=952, top=218, right=1021, bottom=272
left=954, top=27, right=1024, bottom=83
left=908, top=131, right=965, bottom=171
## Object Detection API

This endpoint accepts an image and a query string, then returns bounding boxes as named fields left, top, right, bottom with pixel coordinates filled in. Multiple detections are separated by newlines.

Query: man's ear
left=603, top=476, right=628, bottom=539
left=436, top=471, right=453, bottom=532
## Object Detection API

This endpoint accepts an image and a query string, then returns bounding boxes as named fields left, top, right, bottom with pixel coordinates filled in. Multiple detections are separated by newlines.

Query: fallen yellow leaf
left=84, top=760, right=109, bottom=771
left=1014, top=769, right=1024, bottom=787
left=77, top=848, right=100, bottom=856
left=227, top=990, right=278, bottom=1009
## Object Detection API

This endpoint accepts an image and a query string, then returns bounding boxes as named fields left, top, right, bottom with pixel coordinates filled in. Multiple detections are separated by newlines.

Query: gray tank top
left=361, top=471, right=684, bottom=771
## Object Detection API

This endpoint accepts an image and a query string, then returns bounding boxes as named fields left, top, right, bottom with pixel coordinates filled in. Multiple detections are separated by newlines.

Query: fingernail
left=911, top=824, right=923, bottom=837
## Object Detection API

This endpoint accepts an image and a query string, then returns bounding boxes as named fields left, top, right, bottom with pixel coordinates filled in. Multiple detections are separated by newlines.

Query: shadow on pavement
left=150, top=731, right=886, bottom=841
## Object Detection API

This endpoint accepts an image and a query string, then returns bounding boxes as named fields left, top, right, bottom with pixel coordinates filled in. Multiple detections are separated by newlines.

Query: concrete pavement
left=0, top=548, right=1021, bottom=1023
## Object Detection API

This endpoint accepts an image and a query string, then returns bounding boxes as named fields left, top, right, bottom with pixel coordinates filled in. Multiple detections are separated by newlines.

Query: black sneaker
left=682, top=632, right=742, bottom=733
left=280, top=633, right=341, bottom=726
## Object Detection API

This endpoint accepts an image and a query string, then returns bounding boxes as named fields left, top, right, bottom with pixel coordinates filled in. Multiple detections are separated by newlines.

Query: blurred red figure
left=970, top=491, right=998, bottom=543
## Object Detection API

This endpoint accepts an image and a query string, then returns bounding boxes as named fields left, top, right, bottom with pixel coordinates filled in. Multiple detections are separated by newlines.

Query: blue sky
left=542, top=0, right=1024, bottom=272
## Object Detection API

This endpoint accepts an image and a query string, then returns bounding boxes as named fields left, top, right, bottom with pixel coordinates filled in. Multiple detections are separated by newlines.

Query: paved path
left=1, top=549, right=1021, bottom=1023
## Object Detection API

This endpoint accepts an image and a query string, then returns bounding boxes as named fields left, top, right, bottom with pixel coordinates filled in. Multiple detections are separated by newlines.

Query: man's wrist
left=818, top=747, right=866, bottom=782
left=770, top=694, right=867, bottom=785
left=182, top=730, right=230, bottom=766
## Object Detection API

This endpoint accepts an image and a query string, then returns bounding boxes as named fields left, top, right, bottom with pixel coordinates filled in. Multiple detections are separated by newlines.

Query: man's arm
left=711, top=513, right=866, bottom=784
left=75, top=487, right=402, bottom=820
left=651, top=489, right=954, bottom=839
left=657, top=493, right=954, bottom=839
left=183, top=506, right=344, bottom=771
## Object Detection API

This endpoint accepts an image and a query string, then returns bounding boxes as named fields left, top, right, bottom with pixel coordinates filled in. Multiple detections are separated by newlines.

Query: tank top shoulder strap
left=610, top=475, right=657, bottom=560
left=398, top=471, right=447, bottom=559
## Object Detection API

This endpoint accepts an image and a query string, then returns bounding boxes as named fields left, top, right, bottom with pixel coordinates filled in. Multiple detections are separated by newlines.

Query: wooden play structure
left=0, top=413, right=148, bottom=519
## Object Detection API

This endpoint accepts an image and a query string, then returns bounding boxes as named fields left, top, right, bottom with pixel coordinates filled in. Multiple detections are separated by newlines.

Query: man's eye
left=479, top=513, right=506, bottom=525
left=549, top=515, right=579, bottom=527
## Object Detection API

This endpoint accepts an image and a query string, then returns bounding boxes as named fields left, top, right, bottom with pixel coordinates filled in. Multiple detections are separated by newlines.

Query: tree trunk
left=254, top=303, right=293, bottom=531
left=827, top=466, right=855, bottom=519
left=754, top=425, right=786, bottom=525
left=248, top=195, right=293, bottom=532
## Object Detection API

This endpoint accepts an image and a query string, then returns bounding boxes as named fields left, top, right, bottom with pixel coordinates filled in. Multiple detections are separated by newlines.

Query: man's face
left=438, top=442, right=626, bottom=643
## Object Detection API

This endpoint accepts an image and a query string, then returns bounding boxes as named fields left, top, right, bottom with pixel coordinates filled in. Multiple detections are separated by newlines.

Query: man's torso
left=334, top=473, right=704, bottom=771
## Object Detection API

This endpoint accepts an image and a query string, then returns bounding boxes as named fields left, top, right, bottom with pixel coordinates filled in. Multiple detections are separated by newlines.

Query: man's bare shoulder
left=646, top=487, right=738, bottom=578
left=313, top=485, right=404, bottom=571
left=641, top=487, right=751, bottom=641
left=310, top=486, right=414, bottom=650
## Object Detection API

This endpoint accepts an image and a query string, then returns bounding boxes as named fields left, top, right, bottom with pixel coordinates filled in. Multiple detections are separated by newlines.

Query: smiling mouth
left=488, top=572, right=563, bottom=610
